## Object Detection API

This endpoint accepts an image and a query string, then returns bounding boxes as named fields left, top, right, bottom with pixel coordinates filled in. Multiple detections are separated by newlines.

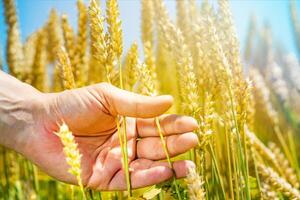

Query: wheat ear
left=23, top=33, right=38, bottom=84
left=106, top=0, right=123, bottom=58
left=124, top=42, right=139, bottom=91
left=204, top=4, right=251, bottom=197
left=186, top=168, right=206, bottom=200
left=106, top=0, right=123, bottom=86
left=258, top=163, right=300, bottom=199
left=261, top=182, right=279, bottom=200
left=106, top=0, right=131, bottom=197
left=3, top=0, right=24, bottom=80
left=31, top=29, right=47, bottom=92
left=57, top=47, right=76, bottom=90
left=268, top=142, right=300, bottom=188
left=75, top=0, right=88, bottom=87
left=55, top=50, right=86, bottom=198
left=154, top=0, right=199, bottom=116
left=176, top=0, right=189, bottom=41
left=61, top=15, right=76, bottom=72
left=46, top=9, right=64, bottom=92
left=217, top=0, right=242, bottom=75
left=141, top=0, right=154, bottom=47
left=137, top=62, right=182, bottom=200
left=54, top=123, right=86, bottom=200
left=88, top=0, right=107, bottom=83
left=245, top=129, right=283, bottom=175
left=47, top=9, right=62, bottom=64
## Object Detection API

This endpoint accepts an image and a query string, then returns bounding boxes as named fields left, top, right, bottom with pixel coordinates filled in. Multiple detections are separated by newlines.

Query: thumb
left=96, top=83, right=173, bottom=118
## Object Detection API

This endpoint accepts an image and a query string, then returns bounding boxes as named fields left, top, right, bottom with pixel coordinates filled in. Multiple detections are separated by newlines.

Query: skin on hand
left=0, top=72, right=199, bottom=191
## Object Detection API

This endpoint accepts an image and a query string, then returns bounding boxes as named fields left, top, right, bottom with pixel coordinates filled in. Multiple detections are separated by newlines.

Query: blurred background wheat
left=1, top=0, right=300, bottom=200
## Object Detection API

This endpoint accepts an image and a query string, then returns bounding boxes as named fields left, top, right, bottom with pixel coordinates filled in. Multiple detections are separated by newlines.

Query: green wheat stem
left=32, top=165, right=39, bottom=195
left=98, top=191, right=102, bottom=200
left=208, top=143, right=226, bottom=200
left=287, top=130, right=300, bottom=182
left=118, top=191, right=123, bottom=199
left=71, top=185, right=74, bottom=200
left=274, top=125, right=295, bottom=172
left=226, top=81, right=250, bottom=199
left=251, top=148, right=262, bottom=198
left=155, top=118, right=182, bottom=200
left=121, top=117, right=132, bottom=197
left=230, top=139, right=240, bottom=200
left=241, top=128, right=250, bottom=199
left=88, top=189, right=94, bottom=200
left=118, top=58, right=132, bottom=197
left=78, top=179, right=87, bottom=200
left=224, top=126, right=234, bottom=200
left=115, top=118, right=126, bottom=200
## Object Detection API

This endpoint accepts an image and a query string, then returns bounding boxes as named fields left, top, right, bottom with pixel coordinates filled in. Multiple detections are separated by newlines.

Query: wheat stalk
left=258, top=163, right=300, bottom=200
left=193, top=8, right=214, bottom=92
left=31, top=28, right=47, bottom=92
left=61, top=15, right=76, bottom=72
left=250, top=67, right=298, bottom=175
left=217, top=0, right=242, bottom=75
left=268, top=142, right=300, bottom=188
left=106, top=0, right=131, bottom=197
left=23, top=32, right=38, bottom=84
left=185, top=168, right=206, bottom=200
left=261, top=182, right=279, bottom=200
left=46, top=9, right=64, bottom=92
left=176, top=0, right=198, bottom=63
left=176, top=0, right=189, bottom=43
left=88, top=0, right=107, bottom=84
left=198, top=93, right=213, bottom=147
left=54, top=123, right=87, bottom=200
left=245, top=129, right=283, bottom=174
left=3, top=0, right=24, bottom=80
left=154, top=0, right=199, bottom=116
left=75, top=0, right=88, bottom=87
left=57, top=47, right=76, bottom=90
left=137, top=62, right=182, bottom=200
left=141, top=0, right=154, bottom=48
left=46, top=9, right=62, bottom=64
left=202, top=4, right=251, bottom=197
left=56, top=48, right=86, bottom=199
left=106, top=0, right=123, bottom=58
left=124, top=42, right=139, bottom=91
left=106, top=0, right=123, bottom=86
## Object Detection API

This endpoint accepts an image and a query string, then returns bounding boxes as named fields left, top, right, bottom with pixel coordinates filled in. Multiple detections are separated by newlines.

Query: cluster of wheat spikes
left=1, top=0, right=300, bottom=199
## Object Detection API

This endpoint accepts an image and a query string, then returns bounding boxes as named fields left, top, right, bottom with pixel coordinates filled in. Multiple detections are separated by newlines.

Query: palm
left=27, top=83, right=198, bottom=190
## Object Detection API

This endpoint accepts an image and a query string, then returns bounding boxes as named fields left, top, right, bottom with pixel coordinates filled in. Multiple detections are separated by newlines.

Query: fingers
left=108, top=159, right=195, bottom=190
left=137, top=114, right=198, bottom=137
left=98, top=83, right=173, bottom=118
left=137, top=132, right=198, bottom=160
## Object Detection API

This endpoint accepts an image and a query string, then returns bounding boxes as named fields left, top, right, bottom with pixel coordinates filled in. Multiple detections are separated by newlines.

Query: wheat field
left=1, top=0, right=300, bottom=199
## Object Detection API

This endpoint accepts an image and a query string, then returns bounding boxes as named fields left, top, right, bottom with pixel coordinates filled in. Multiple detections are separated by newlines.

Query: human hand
left=0, top=72, right=198, bottom=191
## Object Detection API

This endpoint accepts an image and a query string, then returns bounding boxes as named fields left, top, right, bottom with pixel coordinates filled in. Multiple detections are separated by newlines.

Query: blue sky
left=0, top=0, right=299, bottom=70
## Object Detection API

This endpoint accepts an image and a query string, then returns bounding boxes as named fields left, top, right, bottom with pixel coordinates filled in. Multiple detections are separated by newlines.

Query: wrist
left=0, top=71, right=44, bottom=153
